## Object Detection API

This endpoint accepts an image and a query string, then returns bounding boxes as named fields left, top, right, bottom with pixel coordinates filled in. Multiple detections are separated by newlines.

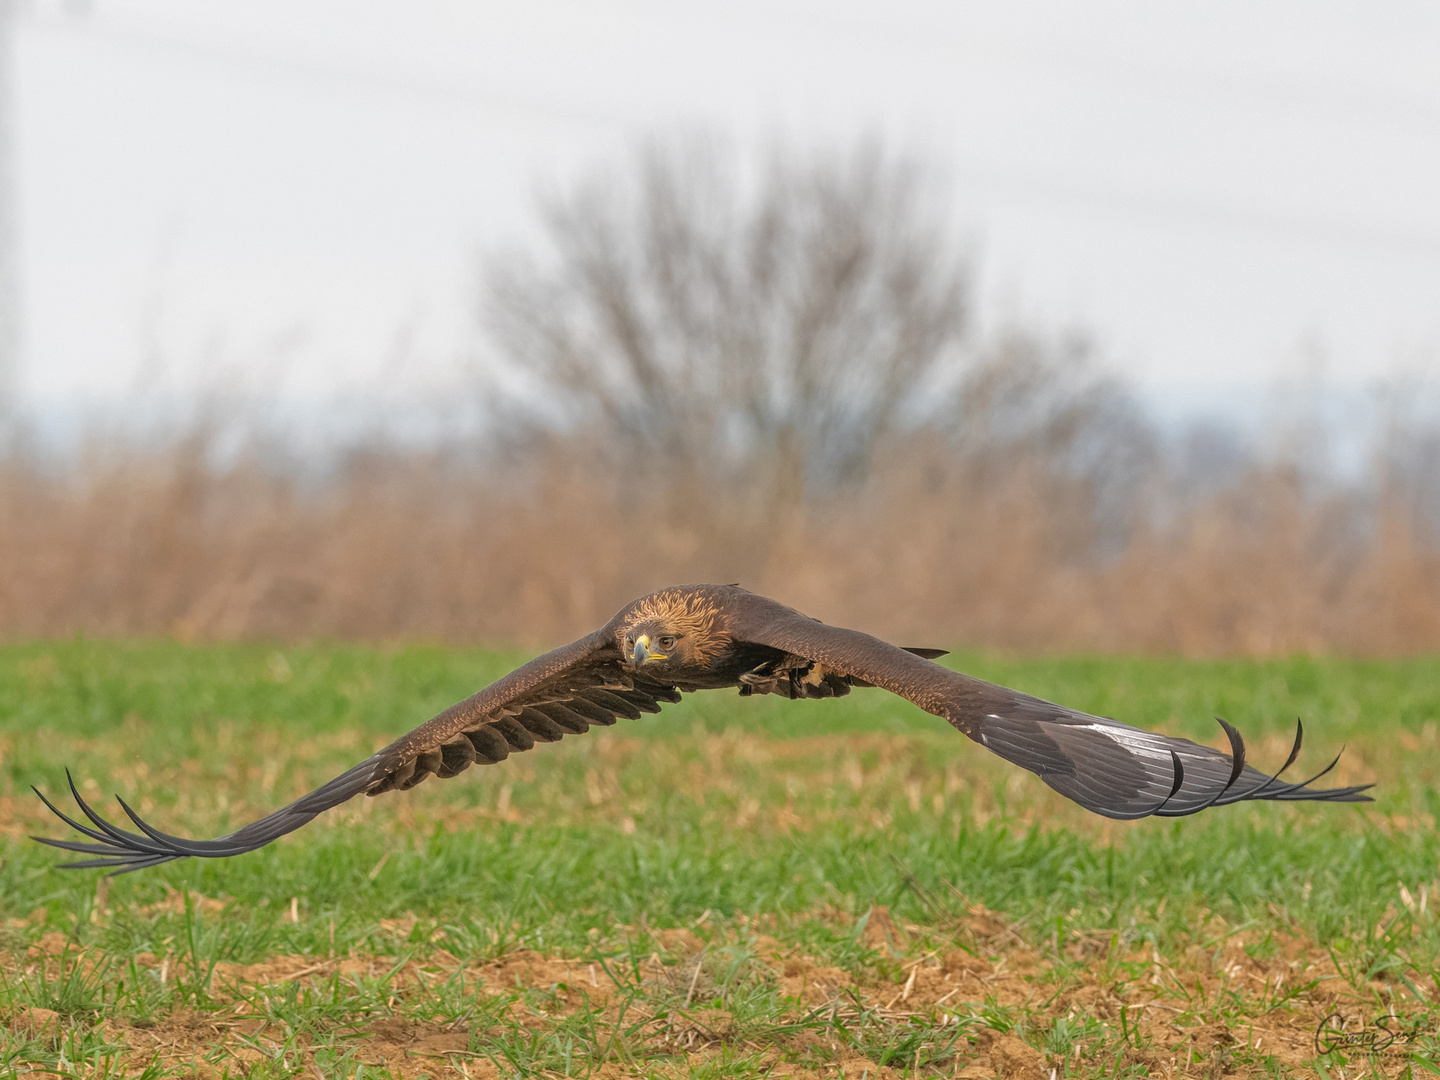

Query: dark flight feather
left=33, top=584, right=1371, bottom=874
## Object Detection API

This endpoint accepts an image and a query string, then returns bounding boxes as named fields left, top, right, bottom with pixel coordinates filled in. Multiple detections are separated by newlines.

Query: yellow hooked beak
left=632, top=634, right=666, bottom=666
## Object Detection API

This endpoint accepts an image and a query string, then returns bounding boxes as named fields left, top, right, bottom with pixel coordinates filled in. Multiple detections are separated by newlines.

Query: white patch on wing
left=1077, top=722, right=1175, bottom=764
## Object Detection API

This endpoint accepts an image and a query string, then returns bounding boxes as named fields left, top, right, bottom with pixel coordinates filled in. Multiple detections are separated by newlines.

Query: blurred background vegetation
left=1, top=138, right=1437, bottom=653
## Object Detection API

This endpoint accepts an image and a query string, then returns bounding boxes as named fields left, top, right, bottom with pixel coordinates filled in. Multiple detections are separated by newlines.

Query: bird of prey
left=35, top=584, right=1370, bottom=873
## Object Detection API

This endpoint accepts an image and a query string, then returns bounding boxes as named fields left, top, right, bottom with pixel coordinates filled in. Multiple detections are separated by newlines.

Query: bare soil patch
left=5, top=900, right=1431, bottom=1078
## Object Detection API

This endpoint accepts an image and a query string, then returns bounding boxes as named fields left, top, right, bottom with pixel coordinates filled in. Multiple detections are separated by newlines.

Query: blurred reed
left=0, top=362, right=1435, bottom=655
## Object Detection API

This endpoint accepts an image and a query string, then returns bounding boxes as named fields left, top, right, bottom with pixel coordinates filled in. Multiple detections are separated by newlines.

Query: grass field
left=0, top=642, right=1436, bottom=1078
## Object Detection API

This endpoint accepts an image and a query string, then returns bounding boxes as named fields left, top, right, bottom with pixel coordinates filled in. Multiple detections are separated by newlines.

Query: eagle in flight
left=36, top=585, right=1370, bottom=873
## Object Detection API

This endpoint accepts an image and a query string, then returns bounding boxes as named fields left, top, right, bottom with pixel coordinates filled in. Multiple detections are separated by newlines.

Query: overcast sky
left=11, top=0, right=1440, bottom=422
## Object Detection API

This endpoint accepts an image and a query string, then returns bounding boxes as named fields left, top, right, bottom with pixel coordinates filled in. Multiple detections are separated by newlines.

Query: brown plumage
left=34, top=584, right=1371, bottom=873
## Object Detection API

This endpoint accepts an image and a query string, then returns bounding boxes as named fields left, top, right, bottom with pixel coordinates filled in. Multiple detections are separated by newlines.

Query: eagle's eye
left=658, top=635, right=678, bottom=651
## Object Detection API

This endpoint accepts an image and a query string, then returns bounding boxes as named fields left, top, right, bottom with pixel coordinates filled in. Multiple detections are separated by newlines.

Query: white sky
left=12, top=0, right=1440, bottom=421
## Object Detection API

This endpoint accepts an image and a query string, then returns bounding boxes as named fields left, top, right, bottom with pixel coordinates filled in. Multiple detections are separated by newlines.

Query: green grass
left=0, top=641, right=1437, bottom=1078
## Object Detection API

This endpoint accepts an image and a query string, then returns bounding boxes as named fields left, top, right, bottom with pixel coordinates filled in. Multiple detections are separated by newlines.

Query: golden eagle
left=35, top=585, right=1370, bottom=872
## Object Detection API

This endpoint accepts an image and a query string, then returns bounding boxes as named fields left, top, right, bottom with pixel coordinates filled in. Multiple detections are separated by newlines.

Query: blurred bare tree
left=948, top=331, right=1159, bottom=551
left=1373, top=373, right=1440, bottom=539
left=483, top=137, right=969, bottom=497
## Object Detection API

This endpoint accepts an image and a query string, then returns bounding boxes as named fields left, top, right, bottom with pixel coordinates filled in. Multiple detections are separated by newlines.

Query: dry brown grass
left=0, top=419, right=1436, bottom=654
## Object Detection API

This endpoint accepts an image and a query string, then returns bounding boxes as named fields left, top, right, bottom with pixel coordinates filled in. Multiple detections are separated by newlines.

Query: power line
left=26, top=8, right=1440, bottom=265
left=31, top=11, right=633, bottom=132
left=950, top=156, right=1440, bottom=263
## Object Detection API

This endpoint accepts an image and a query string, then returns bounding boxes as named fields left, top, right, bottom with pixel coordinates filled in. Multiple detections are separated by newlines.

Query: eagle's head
left=617, top=587, right=729, bottom=672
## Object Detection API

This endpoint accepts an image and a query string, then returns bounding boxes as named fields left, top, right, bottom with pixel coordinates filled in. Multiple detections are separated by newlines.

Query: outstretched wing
left=34, top=629, right=681, bottom=873
left=732, top=595, right=1372, bottom=820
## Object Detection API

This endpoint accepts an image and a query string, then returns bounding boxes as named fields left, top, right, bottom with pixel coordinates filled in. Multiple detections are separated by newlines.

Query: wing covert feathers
left=734, top=593, right=1372, bottom=821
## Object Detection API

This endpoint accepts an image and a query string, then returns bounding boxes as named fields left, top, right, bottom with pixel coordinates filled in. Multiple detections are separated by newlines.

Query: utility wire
left=25, top=8, right=1440, bottom=264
